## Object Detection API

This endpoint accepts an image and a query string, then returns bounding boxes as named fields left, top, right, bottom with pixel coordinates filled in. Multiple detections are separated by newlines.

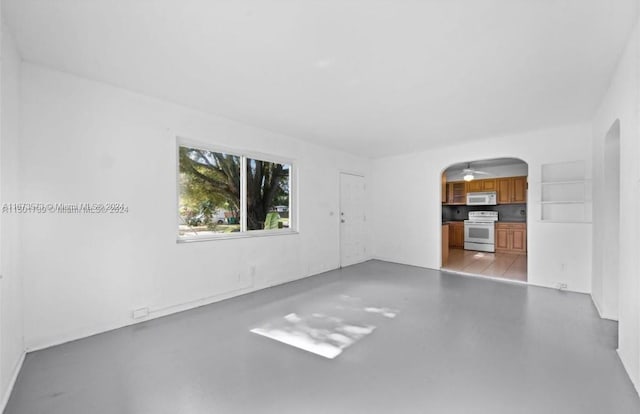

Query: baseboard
left=589, top=295, right=618, bottom=321
left=26, top=265, right=342, bottom=353
left=1, top=350, right=26, bottom=412
left=25, top=283, right=266, bottom=352
left=590, top=294, right=605, bottom=318
left=371, top=256, right=431, bottom=269
left=617, top=349, right=640, bottom=397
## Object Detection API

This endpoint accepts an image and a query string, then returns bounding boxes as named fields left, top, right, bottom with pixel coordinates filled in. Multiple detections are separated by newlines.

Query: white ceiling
left=3, top=0, right=637, bottom=158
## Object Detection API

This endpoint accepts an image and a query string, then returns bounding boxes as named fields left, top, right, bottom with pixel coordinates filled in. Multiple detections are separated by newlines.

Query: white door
left=340, top=173, right=366, bottom=267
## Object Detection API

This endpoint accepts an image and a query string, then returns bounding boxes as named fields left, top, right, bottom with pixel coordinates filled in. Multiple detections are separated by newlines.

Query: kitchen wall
left=19, top=63, right=372, bottom=351
left=442, top=204, right=527, bottom=222
left=372, top=123, right=593, bottom=293
left=591, top=15, right=640, bottom=392
left=0, top=19, right=25, bottom=410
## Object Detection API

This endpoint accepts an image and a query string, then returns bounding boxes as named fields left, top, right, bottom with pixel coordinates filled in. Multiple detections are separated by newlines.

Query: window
left=178, top=141, right=294, bottom=240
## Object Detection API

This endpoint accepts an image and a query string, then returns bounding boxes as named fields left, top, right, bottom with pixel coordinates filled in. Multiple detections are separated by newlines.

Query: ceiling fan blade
left=474, top=170, right=491, bottom=175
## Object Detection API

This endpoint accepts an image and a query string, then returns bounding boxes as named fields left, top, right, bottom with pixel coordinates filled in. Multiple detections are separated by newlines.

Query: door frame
left=600, top=119, right=621, bottom=321
left=339, top=171, right=366, bottom=268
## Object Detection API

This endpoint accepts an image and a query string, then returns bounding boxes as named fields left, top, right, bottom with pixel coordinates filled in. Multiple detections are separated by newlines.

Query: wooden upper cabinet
left=497, top=176, right=527, bottom=204
left=443, top=176, right=524, bottom=205
left=447, top=182, right=467, bottom=205
left=441, top=172, right=447, bottom=203
left=466, top=180, right=483, bottom=192
left=497, top=178, right=512, bottom=203
left=466, top=178, right=496, bottom=193
left=512, top=177, right=527, bottom=203
left=482, top=179, right=497, bottom=191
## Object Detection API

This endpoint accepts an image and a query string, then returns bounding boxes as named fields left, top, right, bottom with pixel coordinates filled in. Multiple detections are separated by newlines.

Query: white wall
left=19, top=63, right=372, bottom=351
left=600, top=121, right=620, bottom=321
left=592, top=16, right=640, bottom=392
left=0, top=18, right=25, bottom=409
left=7, top=15, right=639, bottom=402
left=372, top=123, right=593, bottom=293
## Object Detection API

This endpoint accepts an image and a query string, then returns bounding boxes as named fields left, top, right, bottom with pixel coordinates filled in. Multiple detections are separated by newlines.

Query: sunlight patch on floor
left=251, top=295, right=398, bottom=359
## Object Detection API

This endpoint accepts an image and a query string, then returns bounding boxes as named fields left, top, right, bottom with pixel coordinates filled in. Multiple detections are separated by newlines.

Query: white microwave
left=466, top=191, right=497, bottom=206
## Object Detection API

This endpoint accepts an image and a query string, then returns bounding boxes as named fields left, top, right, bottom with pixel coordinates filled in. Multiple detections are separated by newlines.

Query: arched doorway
left=441, top=158, right=528, bottom=282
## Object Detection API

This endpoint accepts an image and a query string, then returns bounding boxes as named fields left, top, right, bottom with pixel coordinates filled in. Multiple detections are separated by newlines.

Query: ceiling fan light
left=463, top=173, right=474, bottom=182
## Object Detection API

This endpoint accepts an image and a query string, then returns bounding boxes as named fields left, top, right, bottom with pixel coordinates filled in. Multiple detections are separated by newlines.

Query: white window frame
left=176, top=137, right=298, bottom=242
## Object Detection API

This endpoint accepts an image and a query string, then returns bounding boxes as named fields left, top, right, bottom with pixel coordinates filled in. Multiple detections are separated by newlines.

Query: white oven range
left=464, top=211, right=498, bottom=253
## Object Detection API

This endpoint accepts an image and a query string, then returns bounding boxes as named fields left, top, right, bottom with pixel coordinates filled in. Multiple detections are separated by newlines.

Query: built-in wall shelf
left=541, top=180, right=588, bottom=185
left=540, top=160, right=592, bottom=223
left=537, top=220, right=593, bottom=224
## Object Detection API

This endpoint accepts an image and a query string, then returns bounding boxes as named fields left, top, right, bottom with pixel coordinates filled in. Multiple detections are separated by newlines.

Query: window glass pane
left=178, top=146, right=241, bottom=236
left=246, top=158, right=290, bottom=231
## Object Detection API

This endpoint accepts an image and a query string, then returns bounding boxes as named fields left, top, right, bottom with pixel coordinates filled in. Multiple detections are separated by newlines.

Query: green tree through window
left=178, top=144, right=291, bottom=236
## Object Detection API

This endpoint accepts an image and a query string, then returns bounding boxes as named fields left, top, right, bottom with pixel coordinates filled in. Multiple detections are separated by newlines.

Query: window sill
left=177, top=229, right=299, bottom=243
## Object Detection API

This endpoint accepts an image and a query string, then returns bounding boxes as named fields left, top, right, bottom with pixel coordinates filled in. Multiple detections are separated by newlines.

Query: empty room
left=1, top=1, right=640, bottom=413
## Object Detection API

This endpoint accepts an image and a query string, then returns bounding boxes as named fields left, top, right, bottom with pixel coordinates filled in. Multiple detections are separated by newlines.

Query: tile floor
left=443, top=248, right=527, bottom=282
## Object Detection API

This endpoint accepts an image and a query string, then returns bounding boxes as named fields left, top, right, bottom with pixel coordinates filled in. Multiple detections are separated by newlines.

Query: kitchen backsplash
left=442, top=204, right=527, bottom=222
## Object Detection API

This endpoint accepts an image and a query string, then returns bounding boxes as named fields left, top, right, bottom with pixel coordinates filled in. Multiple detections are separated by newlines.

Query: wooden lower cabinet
left=448, top=221, right=464, bottom=249
left=495, top=226, right=509, bottom=250
left=442, top=224, right=449, bottom=266
left=511, top=226, right=526, bottom=252
left=495, top=222, right=527, bottom=254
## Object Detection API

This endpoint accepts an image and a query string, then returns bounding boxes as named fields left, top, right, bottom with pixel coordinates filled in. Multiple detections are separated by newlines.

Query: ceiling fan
left=461, top=163, right=490, bottom=182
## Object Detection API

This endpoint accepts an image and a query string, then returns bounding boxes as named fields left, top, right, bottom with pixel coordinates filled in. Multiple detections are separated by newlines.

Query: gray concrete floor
left=5, top=260, right=640, bottom=413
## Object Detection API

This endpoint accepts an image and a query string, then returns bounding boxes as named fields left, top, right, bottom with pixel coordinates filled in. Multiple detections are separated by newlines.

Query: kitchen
left=441, top=158, right=528, bottom=281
